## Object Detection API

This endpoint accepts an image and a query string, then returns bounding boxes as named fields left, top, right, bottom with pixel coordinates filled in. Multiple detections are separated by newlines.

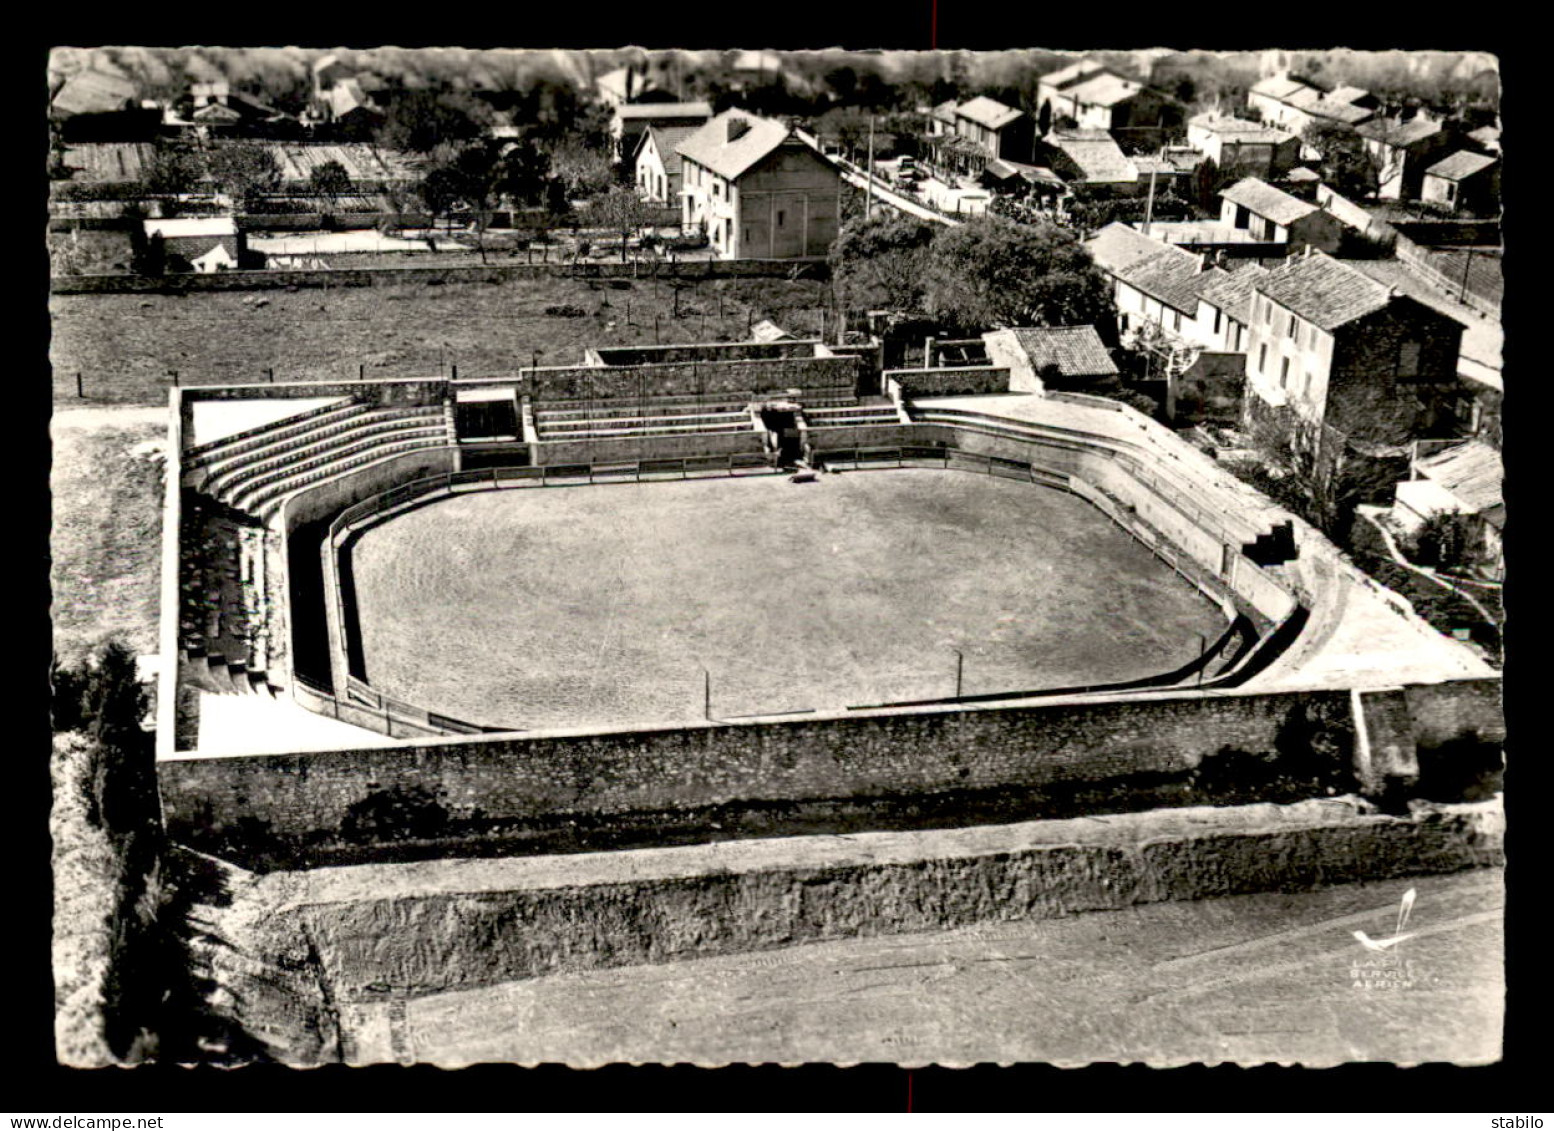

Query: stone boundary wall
left=887, top=367, right=1012, bottom=398
left=529, top=355, right=861, bottom=403
left=51, top=258, right=829, bottom=295
left=160, top=687, right=1356, bottom=844
left=590, top=341, right=821, bottom=366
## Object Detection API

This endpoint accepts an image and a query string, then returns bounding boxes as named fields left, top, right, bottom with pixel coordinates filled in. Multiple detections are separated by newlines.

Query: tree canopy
left=308, top=159, right=352, bottom=202
left=378, top=91, right=492, bottom=153
left=206, top=145, right=282, bottom=209
left=920, top=215, right=1115, bottom=334
left=1302, top=120, right=1381, bottom=199
left=828, top=212, right=936, bottom=313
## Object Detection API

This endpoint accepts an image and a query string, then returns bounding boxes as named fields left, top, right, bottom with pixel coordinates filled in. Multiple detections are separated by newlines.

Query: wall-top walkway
left=914, top=391, right=1495, bottom=692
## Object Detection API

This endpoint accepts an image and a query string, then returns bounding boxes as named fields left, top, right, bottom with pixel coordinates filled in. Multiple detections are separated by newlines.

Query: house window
left=1259, top=343, right=1268, bottom=374
left=777, top=209, right=785, bottom=227
left=1173, top=310, right=1182, bottom=332
left=1213, top=309, right=1222, bottom=334
left=1280, top=357, right=1290, bottom=387
left=1288, top=315, right=1298, bottom=339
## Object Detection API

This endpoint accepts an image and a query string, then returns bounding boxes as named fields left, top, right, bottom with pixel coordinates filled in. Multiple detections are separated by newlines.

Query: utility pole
left=952, top=648, right=964, bottom=697
left=865, top=115, right=876, bottom=220
left=1142, top=148, right=1160, bottom=236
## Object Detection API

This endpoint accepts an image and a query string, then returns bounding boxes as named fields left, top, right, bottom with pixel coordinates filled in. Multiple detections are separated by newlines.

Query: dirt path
left=51, top=406, right=169, bottom=432
left=1356, top=507, right=1499, bottom=627
left=346, top=868, right=1503, bottom=1067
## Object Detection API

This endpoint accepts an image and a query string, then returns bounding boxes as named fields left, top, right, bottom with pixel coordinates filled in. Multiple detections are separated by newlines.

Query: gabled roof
left=1426, top=150, right=1498, bottom=181
left=1249, top=75, right=1372, bottom=124
left=1084, top=222, right=1168, bottom=274
left=931, top=99, right=960, bottom=124
left=1252, top=252, right=1395, bottom=331
left=1221, top=177, right=1319, bottom=227
left=617, top=101, right=713, bottom=121
left=1066, top=72, right=1145, bottom=108
left=1115, top=245, right=1223, bottom=315
left=956, top=95, right=1023, bottom=131
left=1198, top=262, right=1272, bottom=322
left=328, top=78, right=376, bottom=118
left=1327, top=85, right=1373, bottom=106
left=639, top=123, right=702, bottom=170
left=144, top=217, right=238, bottom=239
left=1044, top=129, right=1134, bottom=183
left=1414, top=439, right=1503, bottom=517
left=1190, top=113, right=1296, bottom=145
left=1356, top=116, right=1443, bottom=148
left=676, top=109, right=797, bottom=180
left=52, top=69, right=139, bottom=116
left=1002, top=325, right=1119, bottom=379
left=1250, top=75, right=1320, bottom=101
left=1307, top=99, right=1374, bottom=125
left=1040, top=59, right=1112, bottom=92
left=1467, top=124, right=1501, bottom=149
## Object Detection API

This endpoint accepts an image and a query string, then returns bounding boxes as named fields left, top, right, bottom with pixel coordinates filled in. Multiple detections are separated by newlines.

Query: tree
left=206, top=145, right=282, bottom=211
left=307, top=159, right=352, bottom=210
left=544, top=138, right=614, bottom=197
left=1412, top=511, right=1478, bottom=572
left=142, top=147, right=203, bottom=196
left=1228, top=405, right=1408, bottom=546
left=83, top=640, right=147, bottom=754
left=1068, top=190, right=1198, bottom=234
left=921, top=215, right=1115, bottom=334
left=377, top=90, right=491, bottom=153
left=589, top=185, right=654, bottom=262
left=495, top=139, right=552, bottom=207
left=130, top=231, right=166, bottom=277
left=828, top=212, right=936, bottom=313
left=1302, top=120, right=1381, bottom=199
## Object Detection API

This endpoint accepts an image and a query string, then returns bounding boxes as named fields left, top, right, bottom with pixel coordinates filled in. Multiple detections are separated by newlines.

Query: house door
left=770, top=193, right=806, bottom=258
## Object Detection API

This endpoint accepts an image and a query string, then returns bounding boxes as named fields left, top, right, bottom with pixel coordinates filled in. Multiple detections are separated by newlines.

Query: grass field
left=50, top=410, right=166, bottom=665
left=49, top=276, right=831, bottom=407
left=347, top=469, right=1228, bottom=731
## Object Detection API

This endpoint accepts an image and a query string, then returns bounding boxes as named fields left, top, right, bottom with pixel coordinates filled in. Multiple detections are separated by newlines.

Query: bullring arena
left=155, top=334, right=1504, bottom=1063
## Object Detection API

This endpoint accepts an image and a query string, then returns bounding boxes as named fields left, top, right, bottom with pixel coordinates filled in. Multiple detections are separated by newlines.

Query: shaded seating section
left=178, top=495, right=275, bottom=695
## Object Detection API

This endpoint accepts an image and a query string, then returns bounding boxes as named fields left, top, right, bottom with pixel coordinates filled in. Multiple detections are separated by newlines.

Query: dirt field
left=48, top=275, right=831, bottom=406
left=340, top=867, right=1504, bottom=1067
left=348, top=469, right=1229, bottom=731
left=50, top=408, right=168, bottom=665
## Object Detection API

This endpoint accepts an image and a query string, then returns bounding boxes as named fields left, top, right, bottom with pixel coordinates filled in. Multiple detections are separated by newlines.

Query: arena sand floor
left=347, top=467, right=1230, bottom=732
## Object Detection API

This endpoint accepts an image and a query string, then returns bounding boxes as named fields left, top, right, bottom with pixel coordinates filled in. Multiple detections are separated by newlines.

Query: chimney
left=1195, top=251, right=1208, bottom=273
left=727, top=116, right=752, bottom=143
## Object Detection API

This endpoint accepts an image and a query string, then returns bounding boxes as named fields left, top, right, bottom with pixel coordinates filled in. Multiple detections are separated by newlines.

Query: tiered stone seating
left=237, top=424, right=453, bottom=520
left=534, top=394, right=756, bottom=442
left=803, top=402, right=903, bottom=428
left=206, top=405, right=446, bottom=506
left=186, top=400, right=373, bottom=471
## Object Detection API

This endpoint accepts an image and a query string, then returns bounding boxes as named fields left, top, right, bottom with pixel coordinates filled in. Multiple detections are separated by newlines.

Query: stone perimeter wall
left=158, top=678, right=1502, bottom=849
